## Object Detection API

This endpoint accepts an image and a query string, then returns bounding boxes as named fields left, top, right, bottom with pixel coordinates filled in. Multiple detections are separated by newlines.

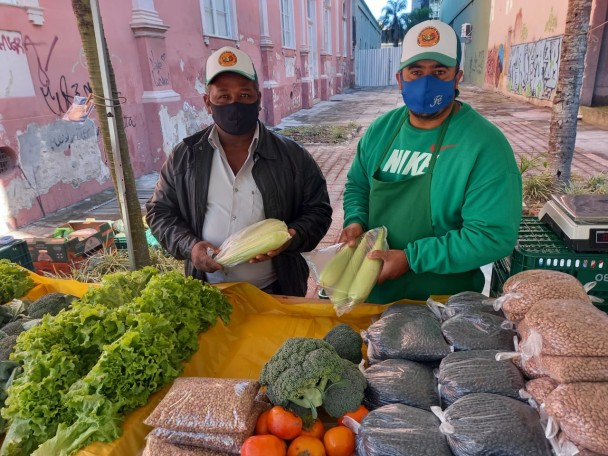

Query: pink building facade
left=0, top=0, right=354, bottom=231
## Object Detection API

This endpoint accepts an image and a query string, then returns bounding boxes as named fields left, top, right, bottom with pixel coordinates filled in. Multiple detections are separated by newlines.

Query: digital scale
left=538, top=194, right=608, bottom=253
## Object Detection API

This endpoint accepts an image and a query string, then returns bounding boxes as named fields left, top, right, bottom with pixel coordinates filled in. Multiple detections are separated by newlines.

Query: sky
left=364, top=0, right=412, bottom=20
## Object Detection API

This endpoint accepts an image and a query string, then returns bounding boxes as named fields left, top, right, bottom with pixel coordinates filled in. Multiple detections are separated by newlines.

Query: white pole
left=90, top=0, right=135, bottom=269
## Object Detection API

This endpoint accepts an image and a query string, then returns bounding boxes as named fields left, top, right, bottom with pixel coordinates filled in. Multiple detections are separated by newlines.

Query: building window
left=201, top=0, right=235, bottom=39
left=280, top=0, right=296, bottom=48
left=323, top=1, right=332, bottom=52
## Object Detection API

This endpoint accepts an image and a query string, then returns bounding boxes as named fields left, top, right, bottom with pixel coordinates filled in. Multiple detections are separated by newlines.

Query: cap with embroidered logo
left=399, top=20, right=461, bottom=70
left=205, top=46, right=257, bottom=84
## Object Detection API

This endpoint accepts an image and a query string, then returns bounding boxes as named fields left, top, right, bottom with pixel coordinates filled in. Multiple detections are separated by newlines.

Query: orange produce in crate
left=299, top=418, right=325, bottom=439
left=241, top=434, right=287, bottom=456
left=323, top=426, right=356, bottom=456
left=255, top=409, right=271, bottom=435
left=337, top=404, right=369, bottom=426
left=267, top=405, right=303, bottom=440
left=287, top=435, right=326, bottom=456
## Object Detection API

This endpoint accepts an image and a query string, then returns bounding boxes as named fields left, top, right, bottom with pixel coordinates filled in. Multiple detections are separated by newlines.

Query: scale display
left=539, top=194, right=608, bottom=253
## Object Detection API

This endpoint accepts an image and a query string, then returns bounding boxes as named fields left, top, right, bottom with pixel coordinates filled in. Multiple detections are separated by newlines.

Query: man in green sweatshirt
left=340, top=20, right=522, bottom=303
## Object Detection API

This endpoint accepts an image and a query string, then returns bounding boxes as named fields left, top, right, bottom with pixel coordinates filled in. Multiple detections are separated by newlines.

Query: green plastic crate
left=0, top=239, right=34, bottom=271
left=490, top=217, right=608, bottom=310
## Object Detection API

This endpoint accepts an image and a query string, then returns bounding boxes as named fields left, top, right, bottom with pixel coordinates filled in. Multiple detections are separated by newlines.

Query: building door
left=307, top=0, right=318, bottom=100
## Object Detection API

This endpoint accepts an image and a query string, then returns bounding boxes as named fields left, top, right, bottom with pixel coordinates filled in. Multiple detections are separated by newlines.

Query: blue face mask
left=401, top=75, right=457, bottom=115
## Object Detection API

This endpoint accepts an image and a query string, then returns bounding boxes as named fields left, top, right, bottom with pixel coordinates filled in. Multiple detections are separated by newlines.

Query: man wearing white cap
left=340, top=20, right=522, bottom=303
left=147, top=46, right=332, bottom=296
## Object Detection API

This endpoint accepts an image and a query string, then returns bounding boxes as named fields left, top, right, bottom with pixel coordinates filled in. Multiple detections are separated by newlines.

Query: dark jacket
left=145, top=122, right=332, bottom=296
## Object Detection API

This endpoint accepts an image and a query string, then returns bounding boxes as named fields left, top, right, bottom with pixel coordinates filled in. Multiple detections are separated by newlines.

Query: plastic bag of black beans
left=356, top=403, right=453, bottom=456
left=435, top=393, right=552, bottom=456
left=442, top=291, right=503, bottom=320
left=438, top=350, right=525, bottom=407
left=441, top=312, right=516, bottom=351
left=363, top=304, right=451, bottom=363
left=363, top=358, right=439, bottom=410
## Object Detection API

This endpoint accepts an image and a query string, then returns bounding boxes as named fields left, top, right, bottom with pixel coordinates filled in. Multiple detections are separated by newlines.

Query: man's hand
left=339, top=223, right=364, bottom=247
left=250, top=228, right=296, bottom=263
left=191, top=241, right=222, bottom=272
left=368, top=249, right=410, bottom=283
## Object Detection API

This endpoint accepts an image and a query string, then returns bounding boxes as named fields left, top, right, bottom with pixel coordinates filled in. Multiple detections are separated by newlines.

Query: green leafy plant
left=0, top=260, right=34, bottom=305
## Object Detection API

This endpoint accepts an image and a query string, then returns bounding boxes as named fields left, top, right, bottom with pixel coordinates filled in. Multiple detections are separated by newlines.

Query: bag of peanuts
left=519, top=299, right=608, bottom=358
left=551, top=432, right=606, bottom=456
left=535, top=354, right=608, bottom=383
left=494, top=270, right=593, bottom=321
left=545, top=383, right=608, bottom=455
left=521, top=377, right=558, bottom=407
left=144, top=377, right=261, bottom=434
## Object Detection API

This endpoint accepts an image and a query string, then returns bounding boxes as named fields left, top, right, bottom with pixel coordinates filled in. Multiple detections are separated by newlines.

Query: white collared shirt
left=203, top=124, right=276, bottom=288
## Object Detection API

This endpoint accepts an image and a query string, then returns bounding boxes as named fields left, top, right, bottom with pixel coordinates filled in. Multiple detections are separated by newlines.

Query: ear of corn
left=214, top=219, right=291, bottom=267
left=347, top=226, right=387, bottom=303
left=329, top=233, right=370, bottom=306
left=318, top=244, right=356, bottom=289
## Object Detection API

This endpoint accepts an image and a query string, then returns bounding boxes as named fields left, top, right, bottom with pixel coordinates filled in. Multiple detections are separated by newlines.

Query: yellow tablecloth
left=22, top=273, right=405, bottom=456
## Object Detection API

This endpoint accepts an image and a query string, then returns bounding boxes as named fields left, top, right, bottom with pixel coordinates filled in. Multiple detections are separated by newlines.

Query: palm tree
left=379, top=0, right=409, bottom=47
left=404, top=7, right=431, bottom=33
left=547, top=0, right=593, bottom=187
left=71, top=0, right=150, bottom=269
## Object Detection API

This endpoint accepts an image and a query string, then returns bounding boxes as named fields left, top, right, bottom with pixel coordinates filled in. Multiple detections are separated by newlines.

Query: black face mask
left=210, top=101, right=260, bottom=135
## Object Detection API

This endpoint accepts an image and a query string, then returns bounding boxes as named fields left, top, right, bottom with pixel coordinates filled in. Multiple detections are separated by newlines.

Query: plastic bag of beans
left=494, top=270, right=592, bottom=322
left=434, top=393, right=553, bottom=456
left=363, top=358, right=439, bottom=410
left=545, top=383, right=608, bottom=455
left=149, top=400, right=270, bottom=454
left=355, top=403, right=453, bottom=456
left=520, top=299, right=608, bottom=358
left=143, top=434, right=224, bottom=456
left=438, top=350, right=525, bottom=407
left=441, top=291, right=504, bottom=320
left=144, top=377, right=260, bottom=434
left=441, top=312, right=516, bottom=351
left=536, top=354, right=608, bottom=383
left=363, top=304, right=451, bottom=363
left=550, top=432, right=605, bottom=456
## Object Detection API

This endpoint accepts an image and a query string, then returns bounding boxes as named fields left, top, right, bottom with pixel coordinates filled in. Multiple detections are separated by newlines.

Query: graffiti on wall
left=0, top=30, right=36, bottom=98
left=485, top=44, right=504, bottom=88
left=507, top=36, right=562, bottom=100
left=149, top=50, right=170, bottom=87
left=469, top=49, right=486, bottom=77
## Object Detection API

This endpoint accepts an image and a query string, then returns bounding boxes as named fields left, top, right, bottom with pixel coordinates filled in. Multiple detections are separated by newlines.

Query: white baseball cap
left=400, top=20, right=461, bottom=70
left=205, top=46, right=257, bottom=84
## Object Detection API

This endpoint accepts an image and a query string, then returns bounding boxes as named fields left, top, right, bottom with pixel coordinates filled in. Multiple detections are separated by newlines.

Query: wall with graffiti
left=483, top=0, right=568, bottom=103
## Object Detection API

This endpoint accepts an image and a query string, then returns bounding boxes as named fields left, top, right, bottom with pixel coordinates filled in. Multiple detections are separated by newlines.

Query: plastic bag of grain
left=148, top=400, right=270, bottom=454
left=355, top=403, right=452, bottom=456
left=144, top=377, right=260, bottom=434
left=437, top=350, right=525, bottom=407
left=552, top=432, right=605, bottom=456
left=535, top=354, right=608, bottom=383
left=441, top=291, right=503, bottom=320
left=520, top=299, right=608, bottom=358
left=143, top=434, right=224, bottom=456
left=434, top=393, right=553, bottom=456
left=441, top=312, right=516, bottom=351
left=522, top=377, right=558, bottom=407
left=363, top=304, right=451, bottom=363
left=363, top=358, right=439, bottom=410
left=494, top=270, right=591, bottom=322
left=545, top=383, right=608, bottom=455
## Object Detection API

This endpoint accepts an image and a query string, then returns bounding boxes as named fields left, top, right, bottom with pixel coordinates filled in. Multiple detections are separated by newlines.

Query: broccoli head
left=323, top=358, right=366, bottom=418
left=259, top=337, right=343, bottom=418
left=27, top=292, right=77, bottom=319
left=323, top=323, right=363, bottom=364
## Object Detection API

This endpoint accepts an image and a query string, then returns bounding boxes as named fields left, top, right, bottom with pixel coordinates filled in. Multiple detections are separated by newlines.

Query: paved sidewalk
left=9, top=84, right=608, bottom=297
